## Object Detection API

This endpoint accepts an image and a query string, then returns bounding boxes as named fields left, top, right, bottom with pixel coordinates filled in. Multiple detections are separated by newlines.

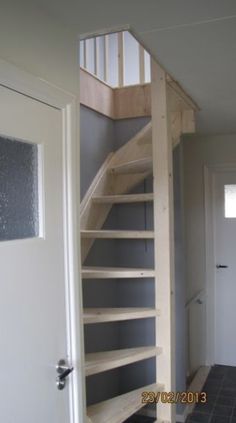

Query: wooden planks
left=82, top=267, right=155, bottom=279
left=81, top=230, right=154, bottom=239
left=109, top=157, right=152, bottom=175
left=114, top=83, right=151, bottom=119
left=87, top=383, right=164, bottom=423
left=92, top=193, right=154, bottom=204
left=85, top=346, right=162, bottom=376
left=83, top=307, right=160, bottom=324
left=80, top=68, right=115, bottom=119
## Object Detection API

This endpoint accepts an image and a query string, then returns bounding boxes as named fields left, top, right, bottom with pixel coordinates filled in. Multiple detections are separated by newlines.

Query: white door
left=213, top=170, right=236, bottom=365
left=0, top=85, right=75, bottom=422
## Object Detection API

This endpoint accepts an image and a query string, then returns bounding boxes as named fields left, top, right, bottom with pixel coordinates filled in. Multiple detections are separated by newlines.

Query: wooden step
left=82, top=267, right=155, bottom=279
left=81, top=230, right=154, bottom=239
left=83, top=307, right=160, bottom=324
left=85, top=346, right=161, bottom=376
left=87, top=382, right=164, bottom=423
left=109, top=157, right=152, bottom=175
left=92, top=193, right=154, bottom=204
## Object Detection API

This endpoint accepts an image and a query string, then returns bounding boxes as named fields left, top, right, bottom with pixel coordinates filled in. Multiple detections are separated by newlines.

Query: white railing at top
left=80, top=31, right=151, bottom=88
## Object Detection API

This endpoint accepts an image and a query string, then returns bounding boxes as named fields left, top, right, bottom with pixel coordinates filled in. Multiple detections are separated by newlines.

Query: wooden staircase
left=81, top=62, right=196, bottom=423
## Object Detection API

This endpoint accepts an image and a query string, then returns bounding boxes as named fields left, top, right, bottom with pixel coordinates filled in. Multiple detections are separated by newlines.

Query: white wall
left=0, top=0, right=79, bottom=94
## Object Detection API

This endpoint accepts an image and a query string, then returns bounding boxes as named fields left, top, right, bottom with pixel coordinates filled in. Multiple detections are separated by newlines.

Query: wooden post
left=139, top=45, right=145, bottom=84
left=118, top=31, right=124, bottom=87
left=151, top=59, right=176, bottom=422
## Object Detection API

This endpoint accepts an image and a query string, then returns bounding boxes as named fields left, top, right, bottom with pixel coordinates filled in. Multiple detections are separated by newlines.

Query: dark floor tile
left=210, top=416, right=231, bottom=423
left=213, top=405, right=233, bottom=417
left=195, top=401, right=215, bottom=414
left=186, top=412, right=211, bottom=423
left=219, top=388, right=236, bottom=397
left=216, top=396, right=235, bottom=407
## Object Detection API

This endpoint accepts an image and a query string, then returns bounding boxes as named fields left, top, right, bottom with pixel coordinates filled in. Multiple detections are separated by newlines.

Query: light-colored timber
left=81, top=230, right=154, bottom=239
left=92, top=193, right=154, bottom=204
left=85, top=346, right=162, bottom=376
left=82, top=266, right=155, bottom=279
left=109, top=157, right=152, bottom=175
left=87, top=383, right=164, bottom=423
left=83, top=307, right=160, bottom=324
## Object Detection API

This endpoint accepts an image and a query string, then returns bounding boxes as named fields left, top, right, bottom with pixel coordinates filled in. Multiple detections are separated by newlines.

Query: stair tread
left=81, top=230, right=154, bottom=239
left=84, top=307, right=160, bottom=324
left=82, top=266, right=155, bottom=279
left=109, top=157, right=152, bottom=175
left=87, top=382, right=164, bottom=423
left=85, top=346, right=161, bottom=376
left=92, top=193, right=154, bottom=204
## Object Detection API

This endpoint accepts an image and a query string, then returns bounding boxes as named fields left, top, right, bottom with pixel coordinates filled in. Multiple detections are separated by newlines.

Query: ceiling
left=38, top=0, right=236, bottom=133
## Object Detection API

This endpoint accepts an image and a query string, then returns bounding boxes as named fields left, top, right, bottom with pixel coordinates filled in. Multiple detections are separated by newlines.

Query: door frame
left=0, top=59, right=85, bottom=423
left=204, top=163, right=236, bottom=366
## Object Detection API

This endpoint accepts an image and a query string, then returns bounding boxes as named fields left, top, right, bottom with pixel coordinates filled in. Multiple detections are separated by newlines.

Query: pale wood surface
left=92, top=193, right=154, bottom=204
left=114, top=83, right=151, bottom=119
left=83, top=307, right=160, bottom=324
left=85, top=346, right=162, bottom=376
left=80, top=68, right=115, bottom=119
left=82, top=266, right=155, bottom=279
left=81, top=230, right=154, bottom=239
left=87, top=383, right=164, bottom=423
left=109, top=157, right=152, bottom=175
left=151, top=60, right=175, bottom=421
left=118, top=32, right=124, bottom=87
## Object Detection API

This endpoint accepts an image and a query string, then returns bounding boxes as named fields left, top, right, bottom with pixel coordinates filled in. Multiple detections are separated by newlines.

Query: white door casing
left=0, top=61, right=85, bottom=423
left=205, top=165, right=236, bottom=366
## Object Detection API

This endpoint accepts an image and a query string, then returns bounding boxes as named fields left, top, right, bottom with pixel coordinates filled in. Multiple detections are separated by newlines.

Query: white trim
left=204, top=163, right=236, bottom=366
left=0, top=59, right=85, bottom=423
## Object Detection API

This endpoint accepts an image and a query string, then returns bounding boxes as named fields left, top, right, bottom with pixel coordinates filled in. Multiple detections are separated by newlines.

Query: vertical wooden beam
left=151, top=59, right=176, bottom=422
left=118, top=31, right=124, bottom=87
left=139, top=45, right=145, bottom=84
left=104, top=35, right=109, bottom=83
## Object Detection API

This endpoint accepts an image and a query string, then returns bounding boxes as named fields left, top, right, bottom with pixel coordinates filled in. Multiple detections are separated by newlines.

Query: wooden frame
left=151, top=59, right=176, bottom=422
left=0, top=58, right=85, bottom=423
left=204, top=163, right=236, bottom=366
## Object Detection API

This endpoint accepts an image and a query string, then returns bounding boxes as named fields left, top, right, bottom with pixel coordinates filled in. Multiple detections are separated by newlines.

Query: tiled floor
left=186, top=365, right=236, bottom=423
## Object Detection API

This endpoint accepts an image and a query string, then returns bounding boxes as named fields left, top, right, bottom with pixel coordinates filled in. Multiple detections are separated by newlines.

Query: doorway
left=205, top=165, right=236, bottom=366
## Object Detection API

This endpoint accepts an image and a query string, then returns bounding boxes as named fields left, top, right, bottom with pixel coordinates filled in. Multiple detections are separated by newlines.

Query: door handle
left=216, top=264, right=228, bottom=269
left=56, top=359, right=74, bottom=390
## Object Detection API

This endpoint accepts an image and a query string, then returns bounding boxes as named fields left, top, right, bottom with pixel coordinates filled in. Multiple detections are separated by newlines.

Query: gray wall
left=80, top=105, right=115, bottom=199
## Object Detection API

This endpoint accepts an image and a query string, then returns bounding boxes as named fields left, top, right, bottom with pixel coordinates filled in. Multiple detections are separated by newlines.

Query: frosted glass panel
left=0, top=136, right=39, bottom=240
left=225, top=185, right=236, bottom=218
left=124, top=31, right=139, bottom=86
